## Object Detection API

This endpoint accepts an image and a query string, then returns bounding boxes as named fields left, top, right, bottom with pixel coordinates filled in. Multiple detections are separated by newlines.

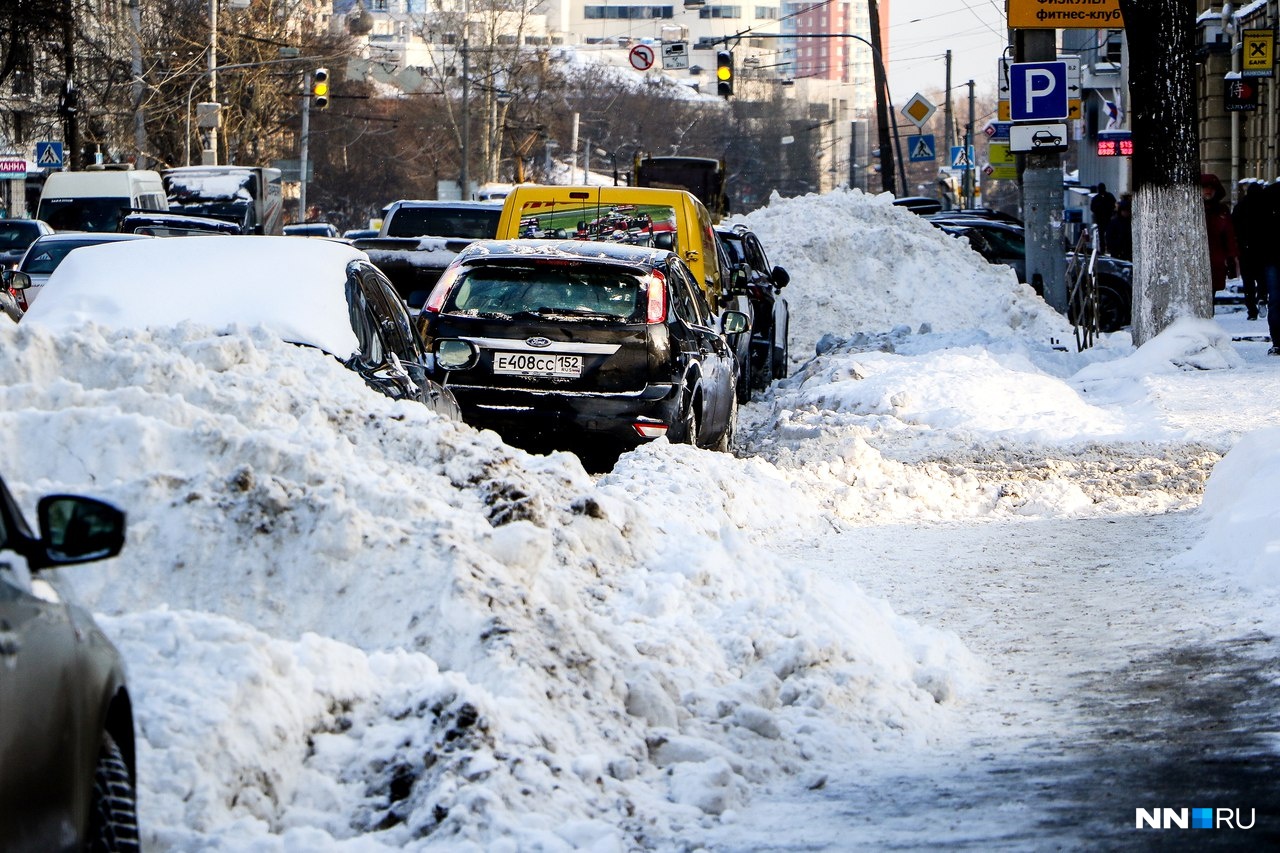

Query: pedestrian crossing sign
left=908, top=134, right=936, bottom=163
left=35, top=141, right=64, bottom=169
left=950, top=145, right=975, bottom=171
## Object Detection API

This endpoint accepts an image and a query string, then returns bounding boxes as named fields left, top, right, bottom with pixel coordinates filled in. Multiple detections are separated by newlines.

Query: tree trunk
left=1119, top=0, right=1210, bottom=345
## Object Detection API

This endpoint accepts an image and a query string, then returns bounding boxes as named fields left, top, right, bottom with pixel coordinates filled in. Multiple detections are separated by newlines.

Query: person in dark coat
left=1106, top=193, right=1133, bottom=261
left=1091, top=183, right=1117, bottom=253
left=1232, top=179, right=1266, bottom=319
left=1200, top=173, right=1238, bottom=295
left=1258, top=181, right=1280, bottom=354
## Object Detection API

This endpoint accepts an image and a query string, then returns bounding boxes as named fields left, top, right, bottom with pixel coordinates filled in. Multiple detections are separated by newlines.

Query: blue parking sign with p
left=1009, top=61, right=1068, bottom=122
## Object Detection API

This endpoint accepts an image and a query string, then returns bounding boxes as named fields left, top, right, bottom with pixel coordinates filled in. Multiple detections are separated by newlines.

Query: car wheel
left=711, top=391, right=737, bottom=453
left=89, top=732, right=139, bottom=853
left=676, top=392, right=700, bottom=447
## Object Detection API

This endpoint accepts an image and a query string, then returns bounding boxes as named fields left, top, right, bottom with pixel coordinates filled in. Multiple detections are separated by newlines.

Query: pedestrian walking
left=1091, top=183, right=1117, bottom=253
left=1259, top=180, right=1280, bottom=355
left=1232, top=179, right=1266, bottom=320
left=1106, top=194, right=1133, bottom=261
left=1200, top=173, right=1239, bottom=296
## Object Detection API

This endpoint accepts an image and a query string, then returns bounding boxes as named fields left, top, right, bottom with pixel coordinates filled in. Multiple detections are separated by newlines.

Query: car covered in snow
left=418, top=239, right=747, bottom=455
left=0, top=471, right=137, bottom=850
left=2, top=232, right=154, bottom=314
left=18, top=236, right=462, bottom=419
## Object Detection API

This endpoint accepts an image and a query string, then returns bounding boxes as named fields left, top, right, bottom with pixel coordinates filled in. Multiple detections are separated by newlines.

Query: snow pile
left=729, top=189, right=1074, bottom=353
left=1072, top=317, right=1243, bottom=384
left=1189, top=426, right=1280, bottom=601
left=0, top=317, right=980, bottom=850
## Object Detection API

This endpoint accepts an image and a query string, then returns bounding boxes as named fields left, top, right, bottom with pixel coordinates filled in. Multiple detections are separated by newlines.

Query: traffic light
left=716, top=50, right=734, bottom=98
left=312, top=67, right=329, bottom=110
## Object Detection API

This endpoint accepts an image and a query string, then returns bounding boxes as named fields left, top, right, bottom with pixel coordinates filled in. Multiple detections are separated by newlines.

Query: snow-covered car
left=419, top=239, right=747, bottom=456
left=19, top=236, right=462, bottom=419
left=0, top=471, right=137, bottom=851
left=2, top=232, right=153, bottom=313
left=118, top=211, right=242, bottom=236
left=0, top=218, right=54, bottom=268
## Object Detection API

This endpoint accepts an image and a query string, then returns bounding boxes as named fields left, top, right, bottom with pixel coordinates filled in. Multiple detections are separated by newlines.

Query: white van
left=36, top=168, right=168, bottom=232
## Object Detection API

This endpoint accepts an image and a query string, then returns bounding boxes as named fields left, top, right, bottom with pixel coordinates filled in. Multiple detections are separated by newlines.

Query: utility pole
left=299, top=77, right=310, bottom=220
left=206, top=0, right=219, bottom=165
left=460, top=0, right=470, bottom=199
left=1017, top=28, right=1067, bottom=314
left=965, top=79, right=976, bottom=207
left=130, top=0, right=146, bottom=166
left=60, top=0, right=78, bottom=170
left=944, top=50, right=954, bottom=154
left=867, top=0, right=895, bottom=194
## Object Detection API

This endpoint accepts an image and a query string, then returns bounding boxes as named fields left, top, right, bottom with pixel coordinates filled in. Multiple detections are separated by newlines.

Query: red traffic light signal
left=716, top=50, right=734, bottom=98
left=312, top=67, right=330, bottom=110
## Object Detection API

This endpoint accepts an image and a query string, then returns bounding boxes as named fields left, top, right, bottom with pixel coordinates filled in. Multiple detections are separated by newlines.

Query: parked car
left=342, top=228, right=379, bottom=241
left=283, top=222, right=340, bottom=238
left=0, top=219, right=54, bottom=268
left=891, top=196, right=943, bottom=216
left=1066, top=251, right=1132, bottom=333
left=118, top=211, right=242, bottom=236
left=716, top=224, right=791, bottom=390
left=418, top=240, right=747, bottom=455
left=0, top=471, right=137, bottom=850
left=352, top=200, right=505, bottom=309
left=18, top=236, right=462, bottom=419
left=2, top=232, right=153, bottom=313
left=930, top=216, right=1027, bottom=283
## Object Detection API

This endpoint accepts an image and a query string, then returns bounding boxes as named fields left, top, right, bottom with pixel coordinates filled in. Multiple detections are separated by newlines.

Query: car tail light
left=633, top=422, right=668, bottom=438
left=422, top=281, right=450, bottom=314
left=645, top=271, right=666, bottom=324
left=14, top=289, right=28, bottom=311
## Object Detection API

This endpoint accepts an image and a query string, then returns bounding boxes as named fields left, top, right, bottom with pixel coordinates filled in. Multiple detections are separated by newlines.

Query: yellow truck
left=494, top=184, right=728, bottom=308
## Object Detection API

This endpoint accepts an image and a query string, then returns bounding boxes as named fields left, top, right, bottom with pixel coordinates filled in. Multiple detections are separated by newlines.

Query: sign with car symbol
left=1009, top=122, right=1068, bottom=153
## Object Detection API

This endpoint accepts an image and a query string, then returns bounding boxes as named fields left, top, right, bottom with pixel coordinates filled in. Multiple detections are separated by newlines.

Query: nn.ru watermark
left=1135, top=808, right=1256, bottom=830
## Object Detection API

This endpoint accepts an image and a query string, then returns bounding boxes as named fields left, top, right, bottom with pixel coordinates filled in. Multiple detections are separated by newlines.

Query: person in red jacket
left=1201, top=173, right=1239, bottom=294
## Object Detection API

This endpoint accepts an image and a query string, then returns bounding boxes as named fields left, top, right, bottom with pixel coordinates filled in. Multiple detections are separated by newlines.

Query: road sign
left=950, top=145, right=975, bottom=170
left=984, top=121, right=1011, bottom=140
left=901, top=93, right=936, bottom=129
left=35, top=141, right=64, bottom=169
left=1243, top=29, right=1275, bottom=78
left=1010, top=61, right=1069, bottom=121
left=1225, top=75, right=1260, bottom=112
left=1008, top=0, right=1122, bottom=29
left=1009, top=123, right=1069, bottom=153
left=662, top=41, right=689, bottom=70
left=907, top=134, right=936, bottom=163
left=629, top=44, right=656, bottom=71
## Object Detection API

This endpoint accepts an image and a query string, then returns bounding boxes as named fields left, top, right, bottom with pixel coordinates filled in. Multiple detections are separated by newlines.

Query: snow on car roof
left=21, top=235, right=364, bottom=356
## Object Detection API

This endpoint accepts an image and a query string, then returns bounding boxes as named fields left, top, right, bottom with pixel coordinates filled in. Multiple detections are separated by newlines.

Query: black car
left=118, top=211, right=242, bottom=236
left=0, top=473, right=137, bottom=850
left=716, top=225, right=791, bottom=390
left=0, top=218, right=54, bottom=268
left=18, top=236, right=462, bottom=419
left=930, top=217, right=1027, bottom=283
left=419, top=240, right=747, bottom=455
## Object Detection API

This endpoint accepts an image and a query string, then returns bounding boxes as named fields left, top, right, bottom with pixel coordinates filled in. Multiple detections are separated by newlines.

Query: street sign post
left=1009, top=61, right=1069, bottom=122
left=35, top=141, right=64, bottom=169
left=901, top=93, right=936, bottom=129
left=1243, top=29, right=1275, bottom=78
left=1009, top=123, right=1069, bottom=153
left=907, top=134, right=936, bottom=163
left=629, top=44, right=656, bottom=71
left=661, top=41, right=690, bottom=70
left=950, top=145, right=975, bottom=171
left=986, top=143, right=1018, bottom=180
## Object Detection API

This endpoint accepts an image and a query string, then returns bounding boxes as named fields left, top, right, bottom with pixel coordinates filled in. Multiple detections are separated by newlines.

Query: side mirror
left=435, top=338, right=479, bottom=371
left=36, top=495, right=126, bottom=566
left=720, top=310, right=749, bottom=335
left=6, top=270, right=31, bottom=291
left=771, top=266, right=790, bottom=288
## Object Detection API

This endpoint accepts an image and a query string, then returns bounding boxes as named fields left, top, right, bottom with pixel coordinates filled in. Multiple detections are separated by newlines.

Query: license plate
left=492, top=351, right=583, bottom=378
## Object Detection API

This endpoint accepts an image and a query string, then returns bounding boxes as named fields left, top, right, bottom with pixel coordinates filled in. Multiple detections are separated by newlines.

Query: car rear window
left=387, top=208, right=501, bottom=239
left=0, top=223, right=41, bottom=250
left=443, top=265, right=646, bottom=322
left=517, top=202, right=678, bottom=249
left=21, top=239, right=118, bottom=274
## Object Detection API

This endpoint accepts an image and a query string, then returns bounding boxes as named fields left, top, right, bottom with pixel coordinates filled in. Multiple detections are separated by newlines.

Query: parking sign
left=1009, top=61, right=1068, bottom=122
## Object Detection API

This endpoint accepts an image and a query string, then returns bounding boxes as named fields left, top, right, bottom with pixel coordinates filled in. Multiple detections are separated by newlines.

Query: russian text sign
left=1008, top=0, right=1123, bottom=29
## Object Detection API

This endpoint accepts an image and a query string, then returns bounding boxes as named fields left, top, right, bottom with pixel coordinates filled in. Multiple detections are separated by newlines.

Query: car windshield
left=39, top=197, right=129, bottom=232
left=21, top=239, right=125, bottom=274
left=0, top=223, right=41, bottom=250
left=980, top=229, right=1025, bottom=257
left=443, top=265, right=646, bottom=322
left=386, top=208, right=501, bottom=239
left=517, top=202, right=678, bottom=249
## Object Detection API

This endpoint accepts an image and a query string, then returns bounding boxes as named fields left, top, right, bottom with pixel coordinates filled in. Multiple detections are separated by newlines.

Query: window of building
left=755, top=6, right=778, bottom=18
left=585, top=5, right=674, bottom=19
left=699, top=5, right=742, bottom=18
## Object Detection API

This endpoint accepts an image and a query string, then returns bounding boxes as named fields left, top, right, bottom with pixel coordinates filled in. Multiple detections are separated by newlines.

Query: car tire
left=711, top=392, right=737, bottom=453
left=677, top=392, right=700, bottom=447
left=89, top=732, right=140, bottom=853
